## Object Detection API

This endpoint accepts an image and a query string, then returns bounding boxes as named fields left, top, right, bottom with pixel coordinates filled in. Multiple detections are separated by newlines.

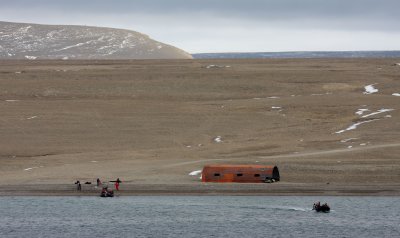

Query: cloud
left=4, top=0, right=399, bottom=21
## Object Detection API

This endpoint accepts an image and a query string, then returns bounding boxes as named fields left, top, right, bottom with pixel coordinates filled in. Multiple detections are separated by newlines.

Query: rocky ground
left=0, top=59, right=399, bottom=195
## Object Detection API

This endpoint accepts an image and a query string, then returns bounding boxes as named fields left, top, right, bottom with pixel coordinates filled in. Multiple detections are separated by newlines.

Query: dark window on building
left=254, top=174, right=260, bottom=177
left=237, top=173, right=243, bottom=177
left=214, top=173, right=220, bottom=177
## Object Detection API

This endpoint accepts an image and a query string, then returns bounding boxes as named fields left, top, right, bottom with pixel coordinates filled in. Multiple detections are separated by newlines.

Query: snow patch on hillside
left=25, top=55, right=37, bottom=60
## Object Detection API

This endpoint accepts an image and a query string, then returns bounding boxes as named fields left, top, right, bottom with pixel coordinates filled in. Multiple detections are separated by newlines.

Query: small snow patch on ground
left=271, top=106, right=281, bottom=109
left=189, top=170, right=202, bottom=176
left=363, top=84, right=378, bottom=94
left=355, top=109, right=369, bottom=115
left=5, top=100, right=19, bottom=102
left=393, top=93, right=400, bottom=97
left=91, top=161, right=98, bottom=163
left=24, top=167, right=38, bottom=171
left=267, top=96, right=280, bottom=99
left=214, top=136, right=223, bottom=143
left=27, top=116, right=38, bottom=120
left=206, top=65, right=230, bottom=69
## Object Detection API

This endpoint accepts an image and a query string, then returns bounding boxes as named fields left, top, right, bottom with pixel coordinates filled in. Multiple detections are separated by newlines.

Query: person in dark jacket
left=75, top=180, right=81, bottom=191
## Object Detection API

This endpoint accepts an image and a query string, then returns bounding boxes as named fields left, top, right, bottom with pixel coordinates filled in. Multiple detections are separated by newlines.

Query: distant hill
left=0, top=21, right=192, bottom=59
left=192, top=51, right=400, bottom=59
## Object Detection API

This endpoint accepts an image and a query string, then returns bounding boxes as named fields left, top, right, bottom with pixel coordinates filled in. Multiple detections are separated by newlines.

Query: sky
left=1, top=0, right=399, bottom=53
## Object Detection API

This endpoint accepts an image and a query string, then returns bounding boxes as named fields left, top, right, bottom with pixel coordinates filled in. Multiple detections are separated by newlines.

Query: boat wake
left=271, top=206, right=309, bottom=212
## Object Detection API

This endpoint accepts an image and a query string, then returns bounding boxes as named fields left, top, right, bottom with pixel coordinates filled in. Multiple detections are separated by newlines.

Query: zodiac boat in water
left=313, top=202, right=330, bottom=212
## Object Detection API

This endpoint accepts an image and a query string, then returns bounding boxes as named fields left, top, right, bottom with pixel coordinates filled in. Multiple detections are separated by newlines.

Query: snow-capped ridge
left=0, top=21, right=192, bottom=60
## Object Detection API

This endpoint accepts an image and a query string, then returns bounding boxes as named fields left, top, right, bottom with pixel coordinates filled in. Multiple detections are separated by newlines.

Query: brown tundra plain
left=0, top=59, right=399, bottom=195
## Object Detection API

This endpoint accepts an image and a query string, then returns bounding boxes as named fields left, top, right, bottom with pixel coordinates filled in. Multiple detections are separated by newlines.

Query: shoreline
left=1, top=183, right=399, bottom=196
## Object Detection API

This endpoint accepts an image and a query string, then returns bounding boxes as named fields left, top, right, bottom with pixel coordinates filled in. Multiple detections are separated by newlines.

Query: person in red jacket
left=115, top=178, right=121, bottom=191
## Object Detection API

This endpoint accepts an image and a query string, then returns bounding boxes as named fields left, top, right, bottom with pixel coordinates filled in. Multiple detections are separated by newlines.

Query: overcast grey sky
left=1, top=0, right=399, bottom=53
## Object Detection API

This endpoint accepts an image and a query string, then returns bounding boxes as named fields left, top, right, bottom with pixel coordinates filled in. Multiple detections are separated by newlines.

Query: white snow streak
left=335, top=119, right=379, bottom=134
left=361, top=109, right=394, bottom=118
left=57, top=42, right=85, bottom=51
left=340, top=138, right=358, bottom=143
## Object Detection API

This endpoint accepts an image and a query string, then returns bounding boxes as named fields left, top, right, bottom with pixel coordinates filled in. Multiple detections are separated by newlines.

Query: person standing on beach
left=75, top=180, right=81, bottom=191
left=96, top=178, right=101, bottom=187
left=115, top=178, right=121, bottom=191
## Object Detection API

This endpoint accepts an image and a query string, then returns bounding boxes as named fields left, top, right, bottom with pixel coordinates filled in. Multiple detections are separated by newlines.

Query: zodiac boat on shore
left=100, top=188, right=114, bottom=197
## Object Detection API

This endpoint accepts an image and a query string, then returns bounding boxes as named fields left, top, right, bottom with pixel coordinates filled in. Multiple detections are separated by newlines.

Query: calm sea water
left=1, top=196, right=399, bottom=238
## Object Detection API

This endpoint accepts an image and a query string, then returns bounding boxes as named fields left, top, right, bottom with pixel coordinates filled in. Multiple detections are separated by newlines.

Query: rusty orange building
left=201, top=164, right=280, bottom=183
